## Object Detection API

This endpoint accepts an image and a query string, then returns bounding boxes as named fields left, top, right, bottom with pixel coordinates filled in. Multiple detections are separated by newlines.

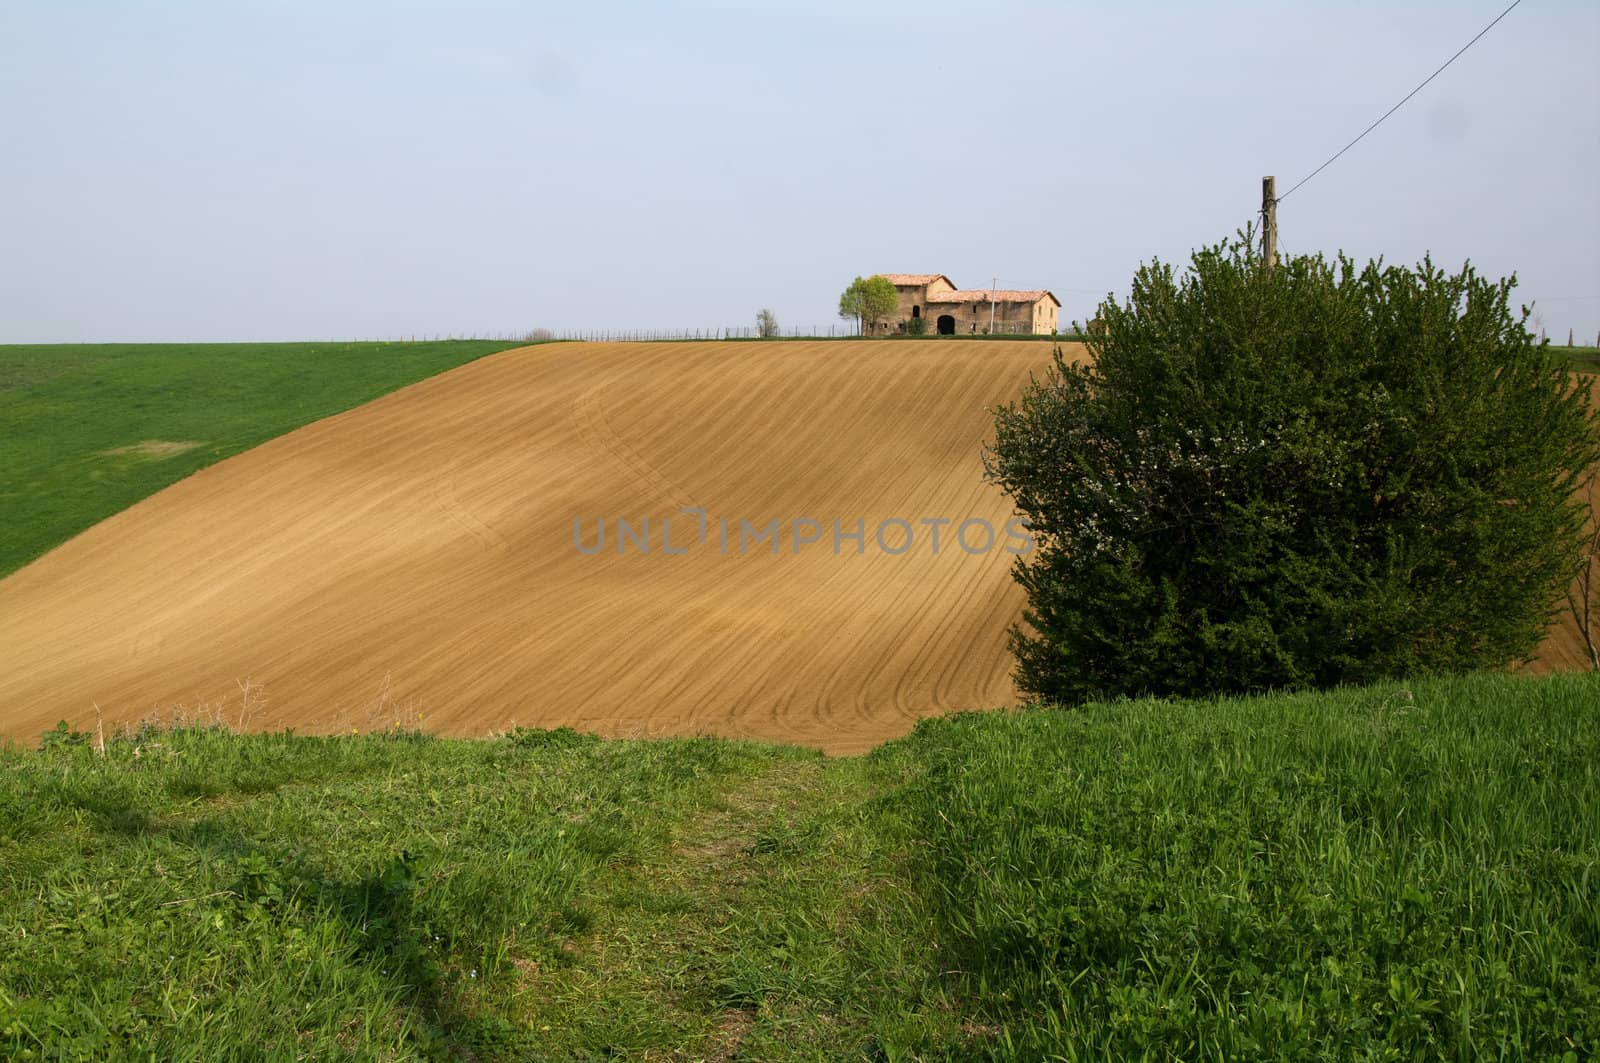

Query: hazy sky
left=2, top=1, right=1596, bottom=343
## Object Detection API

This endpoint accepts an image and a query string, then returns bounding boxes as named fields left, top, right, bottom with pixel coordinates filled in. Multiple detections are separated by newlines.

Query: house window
left=912, top=305, right=920, bottom=318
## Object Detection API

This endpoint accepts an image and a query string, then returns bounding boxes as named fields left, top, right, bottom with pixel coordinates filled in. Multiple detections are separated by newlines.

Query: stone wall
left=926, top=298, right=1055, bottom=335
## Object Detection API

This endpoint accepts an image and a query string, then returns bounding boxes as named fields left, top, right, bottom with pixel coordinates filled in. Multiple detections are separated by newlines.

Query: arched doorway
left=936, top=314, right=955, bottom=335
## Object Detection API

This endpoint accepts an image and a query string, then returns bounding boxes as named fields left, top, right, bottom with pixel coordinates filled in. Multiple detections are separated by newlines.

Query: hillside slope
left=0, top=340, right=1066, bottom=752
left=0, top=340, right=520, bottom=576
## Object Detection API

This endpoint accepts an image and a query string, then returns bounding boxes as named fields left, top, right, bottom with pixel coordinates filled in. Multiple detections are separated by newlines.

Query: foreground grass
left=2, top=672, right=1596, bottom=1059
left=0, top=340, right=528, bottom=576
left=887, top=675, right=1599, bottom=1060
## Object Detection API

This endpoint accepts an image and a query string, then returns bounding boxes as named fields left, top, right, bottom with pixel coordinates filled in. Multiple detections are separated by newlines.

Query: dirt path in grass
left=500, top=750, right=922, bottom=1059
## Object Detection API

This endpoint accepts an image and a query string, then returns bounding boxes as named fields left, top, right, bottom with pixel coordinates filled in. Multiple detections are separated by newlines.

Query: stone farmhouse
left=878, top=274, right=1060, bottom=336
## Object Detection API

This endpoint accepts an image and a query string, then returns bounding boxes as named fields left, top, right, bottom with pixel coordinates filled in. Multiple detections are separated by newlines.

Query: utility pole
left=989, top=276, right=996, bottom=335
left=1261, top=176, right=1278, bottom=269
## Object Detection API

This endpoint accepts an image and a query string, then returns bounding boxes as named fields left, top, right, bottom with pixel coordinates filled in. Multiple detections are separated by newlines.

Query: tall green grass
left=0, top=340, right=528, bottom=576
left=2, top=672, right=1595, bottom=1059
left=884, top=673, right=1600, bottom=1059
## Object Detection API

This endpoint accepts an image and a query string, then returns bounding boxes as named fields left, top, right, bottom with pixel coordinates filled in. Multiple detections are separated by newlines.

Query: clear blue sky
left=2, top=1, right=1596, bottom=343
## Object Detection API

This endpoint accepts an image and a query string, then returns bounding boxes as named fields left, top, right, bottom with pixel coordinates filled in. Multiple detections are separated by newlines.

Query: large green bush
left=987, top=236, right=1599, bottom=703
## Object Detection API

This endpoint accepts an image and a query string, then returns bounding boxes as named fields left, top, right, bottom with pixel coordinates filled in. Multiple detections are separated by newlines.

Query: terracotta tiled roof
left=927, top=289, right=1061, bottom=307
left=880, top=273, right=955, bottom=288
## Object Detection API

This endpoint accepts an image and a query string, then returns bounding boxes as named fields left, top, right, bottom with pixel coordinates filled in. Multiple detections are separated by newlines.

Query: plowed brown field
left=1, top=340, right=1590, bottom=754
left=0, top=340, right=1070, bottom=754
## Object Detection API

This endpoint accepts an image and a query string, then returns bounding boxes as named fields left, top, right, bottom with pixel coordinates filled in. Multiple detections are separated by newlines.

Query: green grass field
left=1556, top=345, right=1600, bottom=373
left=4, top=672, right=1595, bottom=1060
left=0, top=341, right=527, bottom=578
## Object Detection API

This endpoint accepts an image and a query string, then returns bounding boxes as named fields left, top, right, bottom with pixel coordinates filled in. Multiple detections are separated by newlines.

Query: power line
left=1278, top=0, right=1525, bottom=203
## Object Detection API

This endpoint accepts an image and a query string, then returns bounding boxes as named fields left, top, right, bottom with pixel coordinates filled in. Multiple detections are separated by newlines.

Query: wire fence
left=550, top=324, right=864, bottom=342
left=309, top=327, right=858, bottom=344
left=545, top=324, right=1066, bottom=341
left=324, top=323, right=1081, bottom=344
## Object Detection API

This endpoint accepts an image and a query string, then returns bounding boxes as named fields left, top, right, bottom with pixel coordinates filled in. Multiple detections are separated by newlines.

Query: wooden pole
left=1262, top=175, right=1278, bottom=269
